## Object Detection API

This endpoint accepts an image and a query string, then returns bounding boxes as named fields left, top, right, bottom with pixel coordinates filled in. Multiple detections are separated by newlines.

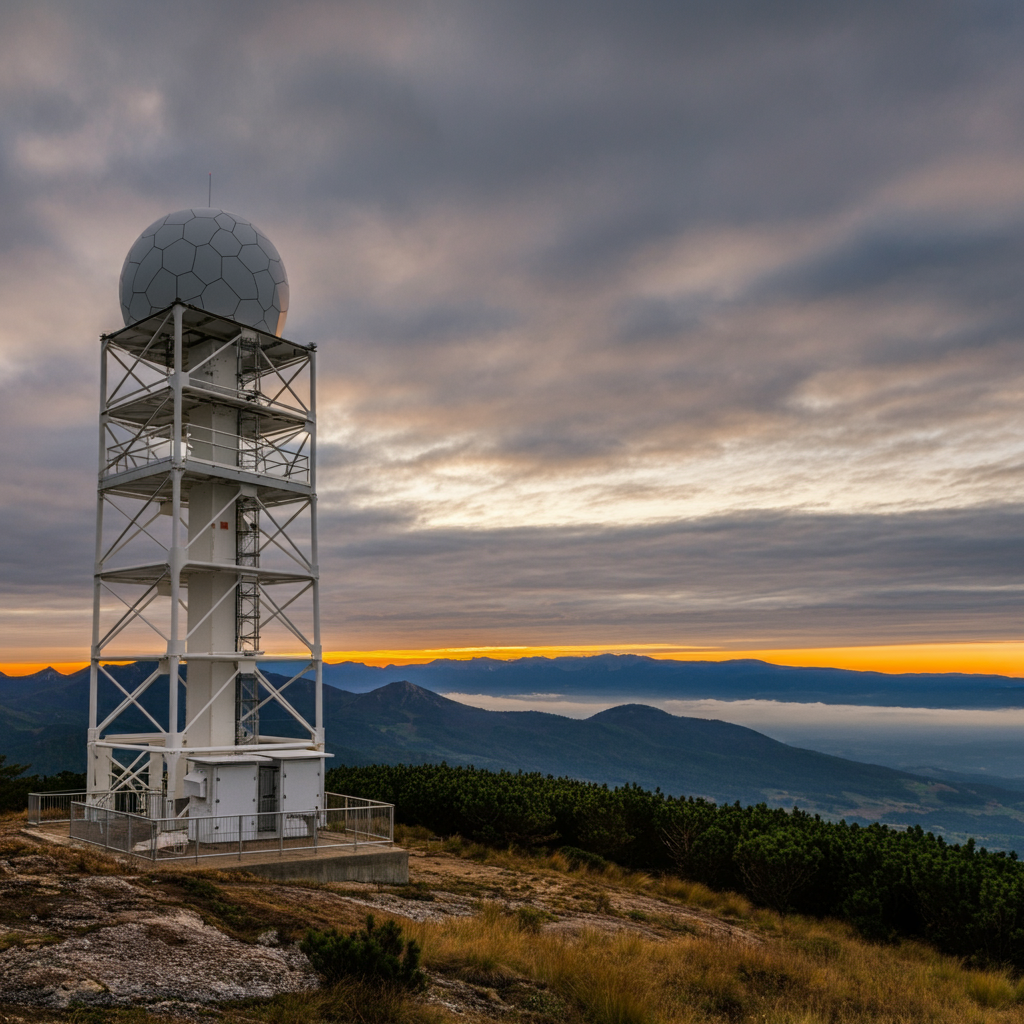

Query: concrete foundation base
left=23, top=824, right=409, bottom=884
left=239, top=847, right=409, bottom=884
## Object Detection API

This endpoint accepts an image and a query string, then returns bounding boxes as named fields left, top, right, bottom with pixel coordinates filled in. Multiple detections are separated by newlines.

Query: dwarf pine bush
left=301, top=914, right=426, bottom=992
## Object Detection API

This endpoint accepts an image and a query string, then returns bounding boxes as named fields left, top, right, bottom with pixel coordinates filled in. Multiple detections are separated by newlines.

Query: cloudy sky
left=1, top=0, right=1022, bottom=670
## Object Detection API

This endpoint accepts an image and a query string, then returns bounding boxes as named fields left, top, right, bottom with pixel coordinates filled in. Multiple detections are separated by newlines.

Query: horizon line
left=3, top=640, right=1022, bottom=678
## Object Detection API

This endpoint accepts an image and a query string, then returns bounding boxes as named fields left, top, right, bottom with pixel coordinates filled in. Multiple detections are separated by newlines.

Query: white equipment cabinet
left=277, top=751, right=326, bottom=836
left=185, top=752, right=327, bottom=843
left=278, top=751, right=324, bottom=812
left=185, top=755, right=260, bottom=843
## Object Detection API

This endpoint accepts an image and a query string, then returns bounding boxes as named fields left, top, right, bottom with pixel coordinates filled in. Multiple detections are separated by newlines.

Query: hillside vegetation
left=9, top=813, right=1024, bottom=1023
left=328, top=762, right=1024, bottom=972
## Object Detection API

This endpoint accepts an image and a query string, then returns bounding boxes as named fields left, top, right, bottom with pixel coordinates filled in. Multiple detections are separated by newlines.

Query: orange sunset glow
left=4, top=642, right=1022, bottom=679
left=4, top=642, right=1021, bottom=680
left=2, top=638, right=1024, bottom=679
left=326, top=643, right=1024, bottom=676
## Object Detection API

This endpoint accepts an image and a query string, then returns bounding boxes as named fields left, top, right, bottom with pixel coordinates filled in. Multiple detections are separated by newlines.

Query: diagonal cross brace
left=98, top=579, right=168, bottom=649
left=254, top=667, right=316, bottom=738
left=183, top=577, right=240, bottom=641
left=109, top=748, right=155, bottom=793
left=102, top=477, right=173, bottom=562
left=259, top=583, right=314, bottom=650
left=256, top=498, right=312, bottom=571
left=186, top=487, right=244, bottom=548
left=98, top=663, right=166, bottom=735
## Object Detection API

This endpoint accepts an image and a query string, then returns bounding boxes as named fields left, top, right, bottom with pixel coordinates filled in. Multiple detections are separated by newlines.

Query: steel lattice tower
left=89, top=286, right=323, bottom=813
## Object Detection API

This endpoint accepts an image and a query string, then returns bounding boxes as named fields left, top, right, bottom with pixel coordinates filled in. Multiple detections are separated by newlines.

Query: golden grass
left=398, top=899, right=1024, bottom=1024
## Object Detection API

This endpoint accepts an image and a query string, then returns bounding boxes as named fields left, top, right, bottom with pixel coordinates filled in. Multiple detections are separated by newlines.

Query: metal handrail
left=103, top=422, right=309, bottom=483
left=106, top=375, right=308, bottom=419
left=189, top=374, right=310, bottom=419
left=27, top=790, right=87, bottom=825
left=27, top=789, right=163, bottom=824
left=68, top=794, right=394, bottom=862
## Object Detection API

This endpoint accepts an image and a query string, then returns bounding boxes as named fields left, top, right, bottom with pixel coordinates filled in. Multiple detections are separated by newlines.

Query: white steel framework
left=88, top=302, right=322, bottom=811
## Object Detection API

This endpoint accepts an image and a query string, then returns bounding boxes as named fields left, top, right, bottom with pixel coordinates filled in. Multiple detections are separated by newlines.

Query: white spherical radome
left=119, top=209, right=290, bottom=336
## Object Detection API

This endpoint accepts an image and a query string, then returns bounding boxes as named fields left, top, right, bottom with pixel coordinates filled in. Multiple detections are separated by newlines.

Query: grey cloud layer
left=319, top=505, right=1024, bottom=647
left=4, top=501, right=1019, bottom=651
left=0, top=1, right=1021, bottom=655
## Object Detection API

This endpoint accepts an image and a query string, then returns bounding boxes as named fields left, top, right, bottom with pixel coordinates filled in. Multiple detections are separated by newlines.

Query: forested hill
left=328, top=680, right=910, bottom=803
left=319, top=680, right=1024, bottom=851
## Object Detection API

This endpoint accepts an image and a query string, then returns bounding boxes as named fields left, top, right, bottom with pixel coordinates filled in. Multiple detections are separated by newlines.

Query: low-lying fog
left=442, top=692, right=1024, bottom=787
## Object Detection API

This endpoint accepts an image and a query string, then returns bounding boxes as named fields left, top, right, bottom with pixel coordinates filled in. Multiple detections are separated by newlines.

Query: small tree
left=733, top=830, right=823, bottom=914
left=0, top=755, right=33, bottom=813
left=301, top=914, right=426, bottom=992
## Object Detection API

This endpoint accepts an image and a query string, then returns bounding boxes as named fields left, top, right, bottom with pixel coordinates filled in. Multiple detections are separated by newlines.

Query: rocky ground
left=0, top=816, right=758, bottom=1023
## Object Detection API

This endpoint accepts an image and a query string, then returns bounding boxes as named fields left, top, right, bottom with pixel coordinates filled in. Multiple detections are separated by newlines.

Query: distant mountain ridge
left=278, top=654, right=1024, bottom=709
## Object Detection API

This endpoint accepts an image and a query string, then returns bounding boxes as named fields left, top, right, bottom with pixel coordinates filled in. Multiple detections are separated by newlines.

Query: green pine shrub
left=559, top=845, right=609, bottom=871
left=301, top=914, right=427, bottom=992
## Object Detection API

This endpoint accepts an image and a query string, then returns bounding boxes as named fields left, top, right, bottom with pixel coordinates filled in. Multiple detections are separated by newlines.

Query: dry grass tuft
left=963, top=971, right=1022, bottom=1010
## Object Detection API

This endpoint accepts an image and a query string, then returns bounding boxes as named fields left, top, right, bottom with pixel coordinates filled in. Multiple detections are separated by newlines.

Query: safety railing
left=105, top=376, right=308, bottom=420
left=103, top=423, right=309, bottom=483
left=68, top=793, right=393, bottom=862
left=104, top=424, right=173, bottom=474
left=186, top=424, right=309, bottom=483
left=27, top=791, right=88, bottom=825
left=27, top=789, right=163, bottom=824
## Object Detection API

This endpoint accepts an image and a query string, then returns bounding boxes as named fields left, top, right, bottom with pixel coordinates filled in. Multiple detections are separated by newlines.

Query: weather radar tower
left=88, top=208, right=326, bottom=832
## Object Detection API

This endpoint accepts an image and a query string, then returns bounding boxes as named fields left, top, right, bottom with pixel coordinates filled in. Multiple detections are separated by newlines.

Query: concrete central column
left=184, top=341, right=240, bottom=749
left=186, top=481, right=238, bottom=747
